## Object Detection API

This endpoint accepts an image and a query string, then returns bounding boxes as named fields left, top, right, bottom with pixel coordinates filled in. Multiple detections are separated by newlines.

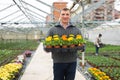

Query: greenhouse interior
left=0, top=0, right=120, bottom=80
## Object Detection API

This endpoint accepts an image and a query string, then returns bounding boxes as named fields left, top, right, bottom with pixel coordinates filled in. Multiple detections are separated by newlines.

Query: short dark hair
left=60, top=8, right=70, bottom=15
left=62, top=7, right=70, bottom=11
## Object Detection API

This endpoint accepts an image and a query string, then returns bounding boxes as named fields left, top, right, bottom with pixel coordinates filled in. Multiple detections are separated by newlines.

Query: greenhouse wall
left=88, top=26, right=120, bottom=45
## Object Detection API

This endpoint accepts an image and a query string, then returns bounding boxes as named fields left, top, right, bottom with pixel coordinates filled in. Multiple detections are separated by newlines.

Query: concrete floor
left=20, top=43, right=86, bottom=80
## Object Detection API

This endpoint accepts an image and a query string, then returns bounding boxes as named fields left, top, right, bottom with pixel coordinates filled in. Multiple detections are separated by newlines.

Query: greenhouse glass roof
left=0, top=0, right=120, bottom=29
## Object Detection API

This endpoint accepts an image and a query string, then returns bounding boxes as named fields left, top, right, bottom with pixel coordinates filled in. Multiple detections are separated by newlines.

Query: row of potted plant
left=85, top=55, right=120, bottom=80
left=88, top=67, right=111, bottom=80
left=0, top=50, right=23, bottom=66
left=43, top=34, right=86, bottom=48
left=99, top=67, right=120, bottom=80
left=0, top=50, right=30, bottom=80
left=86, top=56, right=120, bottom=67
left=0, top=40, right=39, bottom=50
left=111, top=55, right=120, bottom=60
left=0, top=63, right=22, bottom=80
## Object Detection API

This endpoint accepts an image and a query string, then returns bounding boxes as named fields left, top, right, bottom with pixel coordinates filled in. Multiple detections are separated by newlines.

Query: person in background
left=45, top=7, right=82, bottom=80
left=94, top=33, right=102, bottom=55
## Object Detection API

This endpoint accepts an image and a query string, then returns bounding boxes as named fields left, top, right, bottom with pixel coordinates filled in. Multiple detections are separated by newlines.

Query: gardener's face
left=60, top=10, right=70, bottom=24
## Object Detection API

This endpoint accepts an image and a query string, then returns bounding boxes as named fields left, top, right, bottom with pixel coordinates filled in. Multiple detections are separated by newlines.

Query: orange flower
left=62, top=35, right=67, bottom=41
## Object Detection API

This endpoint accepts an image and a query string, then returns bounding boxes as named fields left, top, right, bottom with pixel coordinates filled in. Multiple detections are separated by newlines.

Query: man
left=46, top=7, right=82, bottom=80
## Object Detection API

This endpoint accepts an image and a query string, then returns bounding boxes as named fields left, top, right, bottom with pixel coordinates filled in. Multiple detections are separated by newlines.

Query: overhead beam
left=0, top=10, right=20, bottom=20
left=21, top=0, right=50, bottom=15
left=12, top=0, right=33, bottom=24
left=20, top=6, right=46, bottom=19
left=7, top=14, right=24, bottom=22
left=0, top=4, right=16, bottom=12
left=36, top=0, right=60, bottom=12
left=27, top=12, right=45, bottom=21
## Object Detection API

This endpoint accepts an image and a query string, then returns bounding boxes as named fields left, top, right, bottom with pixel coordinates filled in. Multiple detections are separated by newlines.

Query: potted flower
left=52, top=34, right=62, bottom=48
left=75, top=34, right=86, bottom=46
left=43, top=34, right=86, bottom=51
left=68, top=34, right=78, bottom=48
left=61, top=35, right=69, bottom=48
left=43, top=36, right=53, bottom=48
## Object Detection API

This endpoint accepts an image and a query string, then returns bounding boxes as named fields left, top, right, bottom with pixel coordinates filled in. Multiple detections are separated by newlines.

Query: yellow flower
left=69, top=34, right=74, bottom=37
left=53, top=37, right=59, bottom=41
left=45, top=36, right=52, bottom=41
left=53, top=34, right=59, bottom=38
left=68, top=36, right=77, bottom=45
left=88, top=68, right=111, bottom=80
left=0, top=63, right=22, bottom=80
left=76, top=34, right=82, bottom=39
left=68, top=37, right=74, bottom=41
left=43, top=36, right=53, bottom=46
left=43, top=34, right=86, bottom=47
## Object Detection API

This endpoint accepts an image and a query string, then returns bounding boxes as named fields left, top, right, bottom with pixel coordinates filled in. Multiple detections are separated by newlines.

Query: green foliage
left=0, top=39, right=39, bottom=50
left=78, top=41, right=120, bottom=55
left=0, top=39, right=39, bottom=66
